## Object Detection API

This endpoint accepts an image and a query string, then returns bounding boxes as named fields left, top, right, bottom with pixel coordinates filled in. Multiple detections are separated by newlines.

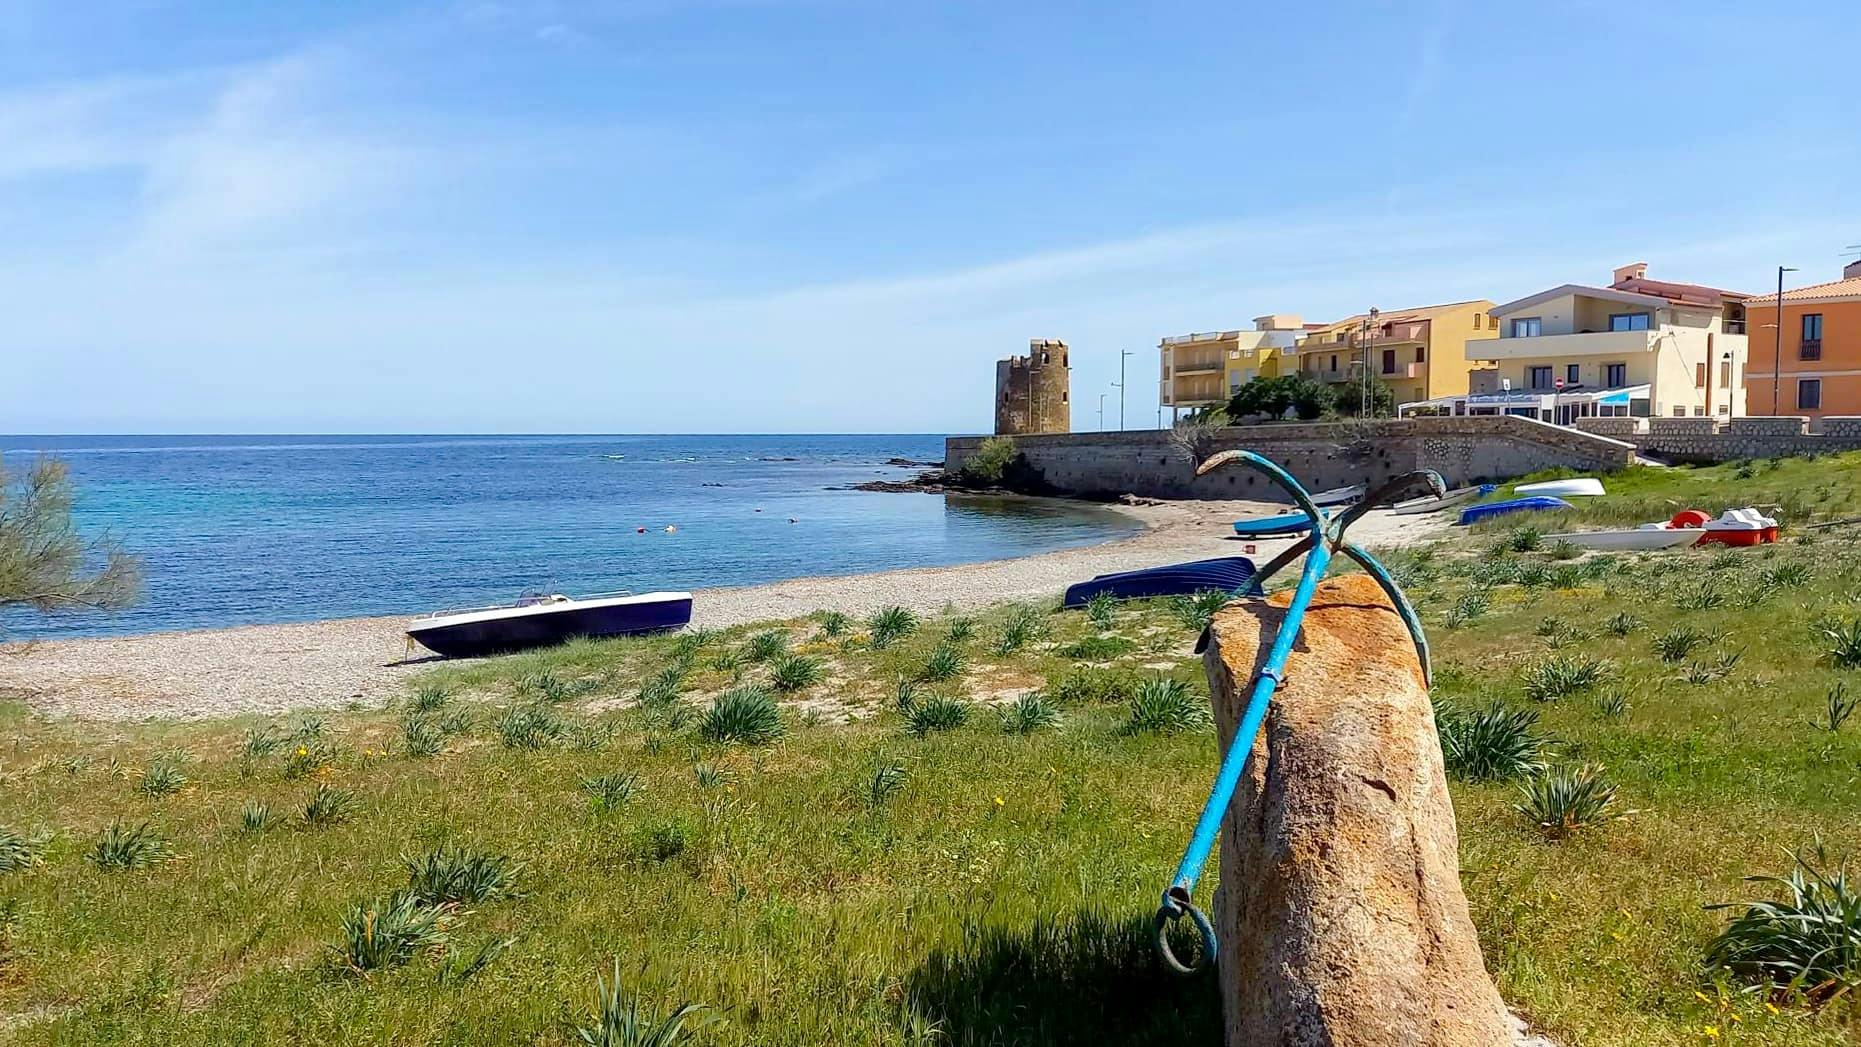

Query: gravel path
left=0, top=498, right=1450, bottom=721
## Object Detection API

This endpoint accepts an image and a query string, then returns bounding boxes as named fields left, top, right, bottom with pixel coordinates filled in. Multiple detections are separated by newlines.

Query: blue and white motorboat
left=406, top=591, right=693, bottom=658
left=1457, top=496, right=1573, bottom=526
left=1232, top=509, right=1328, bottom=537
left=1063, top=557, right=1262, bottom=608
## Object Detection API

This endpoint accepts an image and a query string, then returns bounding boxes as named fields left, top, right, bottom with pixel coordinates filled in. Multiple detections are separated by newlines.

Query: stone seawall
left=946, top=416, right=1635, bottom=501
left=1572, top=415, right=1861, bottom=463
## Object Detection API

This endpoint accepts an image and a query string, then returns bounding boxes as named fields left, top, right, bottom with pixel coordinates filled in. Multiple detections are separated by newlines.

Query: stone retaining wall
left=945, top=416, right=1635, bottom=501
left=1567, top=415, right=1861, bottom=462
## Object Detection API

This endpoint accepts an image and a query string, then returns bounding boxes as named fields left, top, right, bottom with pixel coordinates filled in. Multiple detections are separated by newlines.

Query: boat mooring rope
left=1153, top=453, right=1442, bottom=974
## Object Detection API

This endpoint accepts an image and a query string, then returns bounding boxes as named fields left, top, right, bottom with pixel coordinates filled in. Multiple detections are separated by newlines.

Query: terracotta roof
left=1745, top=276, right=1861, bottom=306
left=1299, top=299, right=1493, bottom=340
left=1609, top=275, right=1751, bottom=306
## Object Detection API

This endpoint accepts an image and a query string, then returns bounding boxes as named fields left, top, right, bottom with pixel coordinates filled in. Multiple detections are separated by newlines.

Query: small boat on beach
left=1232, top=509, right=1328, bottom=537
left=407, top=591, right=693, bottom=658
left=1457, top=496, right=1573, bottom=526
left=1063, top=557, right=1262, bottom=608
left=1542, top=527, right=1705, bottom=551
left=1515, top=477, right=1605, bottom=497
left=1389, top=484, right=1496, bottom=516
left=1310, top=484, right=1366, bottom=507
left=1699, top=508, right=1780, bottom=547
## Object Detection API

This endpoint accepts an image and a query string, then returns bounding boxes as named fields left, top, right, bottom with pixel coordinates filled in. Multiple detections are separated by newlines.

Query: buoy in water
left=636, top=526, right=646, bottom=534
left=665, top=525, right=677, bottom=534
left=788, top=517, right=798, bottom=524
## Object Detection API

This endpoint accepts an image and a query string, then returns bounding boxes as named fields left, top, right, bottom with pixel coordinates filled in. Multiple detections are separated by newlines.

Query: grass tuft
left=904, top=695, right=970, bottom=737
left=744, top=630, right=789, bottom=663
left=867, top=606, right=919, bottom=650
left=1515, top=764, right=1619, bottom=840
left=1060, top=634, right=1137, bottom=660
left=1520, top=652, right=1610, bottom=701
left=573, top=960, right=713, bottom=1046
left=0, top=827, right=47, bottom=874
left=815, top=611, right=851, bottom=639
left=1166, top=589, right=1233, bottom=632
left=239, top=801, right=280, bottom=834
left=1818, top=615, right=1861, bottom=669
left=991, top=606, right=1047, bottom=655
left=915, top=644, right=967, bottom=683
left=999, top=692, right=1061, bottom=734
left=1122, top=677, right=1209, bottom=735
left=1814, top=681, right=1857, bottom=732
left=1436, top=700, right=1542, bottom=781
left=331, top=891, right=449, bottom=976
left=403, top=844, right=524, bottom=905
left=135, top=756, right=189, bottom=797
left=861, top=760, right=908, bottom=808
left=301, top=783, right=358, bottom=828
left=582, top=772, right=641, bottom=813
left=86, top=821, right=174, bottom=870
left=769, top=653, right=827, bottom=692
left=698, top=686, right=783, bottom=745
left=1705, top=841, right=1861, bottom=1000
left=1084, top=591, right=1118, bottom=629
left=1652, top=625, right=1708, bottom=663
left=496, top=704, right=567, bottom=750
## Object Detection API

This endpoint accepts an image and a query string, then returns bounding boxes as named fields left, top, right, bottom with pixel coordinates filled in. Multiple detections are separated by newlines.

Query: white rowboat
left=1542, top=528, right=1703, bottom=551
left=1389, top=484, right=1493, bottom=516
left=1516, top=477, right=1605, bottom=497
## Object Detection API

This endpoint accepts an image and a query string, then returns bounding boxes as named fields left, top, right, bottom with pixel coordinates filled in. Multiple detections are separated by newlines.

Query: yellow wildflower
left=1703, top=1026, right=1719, bottom=1040
left=295, top=746, right=308, bottom=757
left=1764, top=1002, right=1779, bottom=1016
left=992, top=795, right=1004, bottom=807
left=1694, top=991, right=1712, bottom=1004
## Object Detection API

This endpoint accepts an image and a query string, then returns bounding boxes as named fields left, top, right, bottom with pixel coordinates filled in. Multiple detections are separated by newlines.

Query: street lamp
left=1098, top=393, right=1107, bottom=431
left=1114, top=350, right=1134, bottom=430
left=1772, top=265, right=1797, bottom=415
left=1359, top=306, right=1380, bottom=416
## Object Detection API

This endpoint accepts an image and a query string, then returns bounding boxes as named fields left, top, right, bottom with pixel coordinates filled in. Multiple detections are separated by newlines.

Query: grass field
left=5, top=454, right=1861, bottom=1045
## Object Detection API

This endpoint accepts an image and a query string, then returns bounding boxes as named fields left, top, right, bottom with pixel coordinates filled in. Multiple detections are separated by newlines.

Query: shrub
left=241, top=726, right=284, bottom=760
left=641, top=821, right=690, bottom=863
left=1505, top=526, right=1542, bottom=553
left=991, top=606, right=1047, bottom=655
left=638, top=664, right=686, bottom=709
left=135, top=757, right=188, bottom=797
left=1602, top=611, right=1639, bottom=637
left=1594, top=690, right=1628, bottom=718
left=1652, top=625, right=1708, bottom=663
left=815, top=611, right=851, bottom=639
left=409, top=682, right=453, bottom=713
left=999, top=692, right=1061, bottom=734
left=302, top=784, right=357, bottom=828
left=862, top=760, right=908, bottom=807
left=1819, top=616, right=1861, bottom=669
left=282, top=738, right=339, bottom=779
left=1084, top=591, right=1118, bottom=630
left=1816, top=681, right=1858, bottom=732
left=239, top=801, right=279, bottom=834
left=86, top=822, right=174, bottom=870
left=1436, top=701, right=1542, bottom=781
left=497, top=704, right=566, bottom=750
left=582, top=773, right=641, bottom=813
left=905, top=695, right=971, bottom=737
left=692, top=763, right=727, bottom=789
left=404, top=845, right=524, bottom=905
left=958, top=436, right=1016, bottom=485
left=0, top=827, right=46, bottom=874
left=1520, top=653, right=1609, bottom=701
left=1545, top=539, right=1580, bottom=561
left=892, top=678, right=921, bottom=714
left=769, top=653, right=827, bottom=692
left=1167, top=589, right=1233, bottom=632
left=402, top=717, right=446, bottom=758
left=1123, top=677, right=1210, bottom=735
left=573, top=960, right=713, bottom=1047
left=520, top=669, right=578, bottom=704
left=1444, top=590, right=1490, bottom=629
left=1763, top=561, right=1812, bottom=589
left=915, top=644, right=966, bottom=683
left=1673, top=579, right=1726, bottom=611
left=331, top=891, right=449, bottom=976
left=1515, top=764, right=1619, bottom=840
left=744, top=630, right=788, bottom=663
left=699, top=686, right=783, bottom=744
left=867, top=606, right=919, bottom=650
left=1704, top=842, right=1861, bottom=999
left=1060, top=634, right=1137, bottom=660
left=943, top=615, right=976, bottom=645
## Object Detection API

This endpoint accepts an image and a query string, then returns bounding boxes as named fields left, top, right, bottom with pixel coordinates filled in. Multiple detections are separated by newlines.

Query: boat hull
left=1232, top=509, right=1326, bottom=537
left=1310, top=484, right=1366, bottom=507
left=1389, top=484, right=1495, bottom=516
left=1457, top=496, right=1573, bottom=525
left=1516, top=477, right=1605, bottom=497
left=1063, top=557, right=1261, bottom=608
left=1543, top=528, right=1704, bottom=550
left=407, top=593, right=694, bottom=658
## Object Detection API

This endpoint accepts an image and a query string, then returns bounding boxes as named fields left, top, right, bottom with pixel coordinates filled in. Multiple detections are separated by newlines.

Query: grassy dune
left=5, top=455, right=1861, bottom=1045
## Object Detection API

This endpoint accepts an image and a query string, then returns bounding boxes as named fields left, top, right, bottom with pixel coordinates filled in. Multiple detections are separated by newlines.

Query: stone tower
left=994, top=339, right=1071, bottom=435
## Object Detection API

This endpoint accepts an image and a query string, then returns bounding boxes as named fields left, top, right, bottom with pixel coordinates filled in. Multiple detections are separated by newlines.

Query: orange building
left=1746, top=261, right=1861, bottom=417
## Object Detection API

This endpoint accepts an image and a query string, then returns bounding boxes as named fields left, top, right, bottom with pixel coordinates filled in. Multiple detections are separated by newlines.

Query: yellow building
left=1294, top=299, right=1499, bottom=407
left=1158, top=315, right=1305, bottom=417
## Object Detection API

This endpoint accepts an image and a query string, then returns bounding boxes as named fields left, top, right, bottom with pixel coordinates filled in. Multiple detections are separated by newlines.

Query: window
left=1630, top=398, right=1652, bottom=418
left=1720, top=360, right=1732, bottom=387
left=1329, top=354, right=1338, bottom=372
left=1565, top=363, right=1581, bottom=386
left=1527, top=366, right=1553, bottom=390
left=1381, top=348, right=1397, bottom=374
left=1695, top=362, right=1706, bottom=388
left=1414, top=347, right=1426, bottom=363
left=1609, top=312, right=1651, bottom=332
left=1511, top=317, right=1542, bottom=338
left=1798, top=378, right=1822, bottom=410
left=1040, top=351, right=1049, bottom=365
left=1605, top=362, right=1627, bottom=387
left=1673, top=405, right=1687, bottom=417
left=1802, top=313, right=1823, bottom=360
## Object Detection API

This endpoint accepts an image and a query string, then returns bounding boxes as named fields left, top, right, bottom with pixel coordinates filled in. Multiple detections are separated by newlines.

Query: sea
left=0, top=434, right=1141, bottom=640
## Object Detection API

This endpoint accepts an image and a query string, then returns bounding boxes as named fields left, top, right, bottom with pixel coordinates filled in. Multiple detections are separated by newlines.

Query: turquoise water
left=0, top=435, right=1140, bottom=640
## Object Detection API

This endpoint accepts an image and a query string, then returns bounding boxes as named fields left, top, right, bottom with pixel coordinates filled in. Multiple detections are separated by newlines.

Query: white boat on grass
left=1389, top=484, right=1495, bottom=516
left=1310, top=483, right=1366, bottom=507
left=1542, top=527, right=1703, bottom=551
left=1516, top=477, right=1605, bottom=497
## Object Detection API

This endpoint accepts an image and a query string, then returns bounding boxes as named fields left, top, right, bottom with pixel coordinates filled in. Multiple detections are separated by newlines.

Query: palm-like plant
left=574, top=961, right=713, bottom=1046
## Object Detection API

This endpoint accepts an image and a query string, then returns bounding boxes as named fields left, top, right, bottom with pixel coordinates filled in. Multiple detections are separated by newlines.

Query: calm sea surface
left=0, top=435, right=1140, bottom=640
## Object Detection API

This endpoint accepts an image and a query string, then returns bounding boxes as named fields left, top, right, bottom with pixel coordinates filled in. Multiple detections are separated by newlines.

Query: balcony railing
left=1170, top=359, right=1223, bottom=375
left=1725, top=320, right=1746, bottom=335
left=1801, top=339, right=1823, bottom=361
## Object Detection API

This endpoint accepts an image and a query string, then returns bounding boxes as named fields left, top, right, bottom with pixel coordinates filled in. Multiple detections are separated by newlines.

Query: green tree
left=957, top=436, right=1017, bottom=485
left=1335, top=376, right=1396, bottom=418
left=1228, top=373, right=1335, bottom=423
left=1, top=458, right=140, bottom=620
left=1288, top=375, right=1336, bottom=420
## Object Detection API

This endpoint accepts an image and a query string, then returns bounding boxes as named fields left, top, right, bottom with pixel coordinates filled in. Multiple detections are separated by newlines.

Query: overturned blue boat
left=406, top=591, right=693, bottom=658
left=1232, top=508, right=1328, bottom=537
left=1063, top=557, right=1262, bottom=608
left=1457, top=496, right=1573, bottom=526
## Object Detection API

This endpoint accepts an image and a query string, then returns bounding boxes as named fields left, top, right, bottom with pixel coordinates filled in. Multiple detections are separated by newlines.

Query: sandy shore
left=0, top=497, right=1450, bottom=721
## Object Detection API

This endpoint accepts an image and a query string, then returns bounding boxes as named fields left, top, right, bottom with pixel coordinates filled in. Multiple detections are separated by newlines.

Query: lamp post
left=1772, top=265, right=1797, bottom=415
left=1359, top=306, right=1380, bottom=416
left=1116, top=350, right=1134, bottom=430
left=1098, top=393, right=1107, bottom=431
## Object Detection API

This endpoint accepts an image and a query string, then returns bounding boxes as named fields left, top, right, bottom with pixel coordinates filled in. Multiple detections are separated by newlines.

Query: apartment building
left=1744, top=261, right=1861, bottom=418
left=1293, top=300, right=1498, bottom=406
left=1158, top=315, right=1305, bottom=417
left=1461, top=263, right=1750, bottom=424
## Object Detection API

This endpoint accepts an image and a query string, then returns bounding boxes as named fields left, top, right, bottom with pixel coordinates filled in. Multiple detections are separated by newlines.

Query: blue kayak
left=1457, top=496, right=1573, bottom=525
left=1232, top=508, right=1328, bottom=537
left=1063, top=556, right=1262, bottom=608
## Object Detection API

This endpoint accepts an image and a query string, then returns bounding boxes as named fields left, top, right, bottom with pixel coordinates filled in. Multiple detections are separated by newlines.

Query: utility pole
left=1117, top=350, right=1134, bottom=430
left=1772, top=266, right=1797, bottom=415
left=1360, top=306, right=1380, bottom=416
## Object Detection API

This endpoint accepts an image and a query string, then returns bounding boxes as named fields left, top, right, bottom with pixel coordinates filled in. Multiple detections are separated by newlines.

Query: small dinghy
left=1063, top=557, right=1261, bottom=608
left=1232, top=508, right=1328, bottom=537
left=1457, top=496, right=1573, bottom=525
left=1515, top=477, right=1605, bottom=497
left=1699, top=508, right=1779, bottom=547
left=1310, top=484, right=1366, bottom=507
left=1542, top=527, right=1704, bottom=551
left=1389, top=484, right=1496, bottom=516
left=407, top=591, right=693, bottom=658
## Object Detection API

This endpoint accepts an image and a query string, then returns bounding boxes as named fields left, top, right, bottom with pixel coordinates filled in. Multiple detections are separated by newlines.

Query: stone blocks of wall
left=1573, top=417, right=1646, bottom=438
left=1723, top=416, right=1809, bottom=436
left=1817, top=417, right=1861, bottom=438
left=1647, top=417, right=1719, bottom=437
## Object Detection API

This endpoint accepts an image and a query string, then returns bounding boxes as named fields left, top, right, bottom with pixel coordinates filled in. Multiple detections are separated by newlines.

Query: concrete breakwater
left=946, top=416, right=1634, bottom=501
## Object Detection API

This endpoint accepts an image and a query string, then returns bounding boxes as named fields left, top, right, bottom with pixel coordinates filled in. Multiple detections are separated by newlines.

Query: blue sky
left=4, top=1, right=1857, bottom=434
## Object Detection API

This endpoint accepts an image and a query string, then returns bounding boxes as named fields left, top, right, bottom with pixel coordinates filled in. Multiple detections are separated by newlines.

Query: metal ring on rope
left=1153, top=888, right=1218, bottom=974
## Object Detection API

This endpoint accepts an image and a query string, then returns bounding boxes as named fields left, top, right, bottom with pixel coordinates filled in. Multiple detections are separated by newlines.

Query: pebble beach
left=0, top=497, right=1451, bottom=721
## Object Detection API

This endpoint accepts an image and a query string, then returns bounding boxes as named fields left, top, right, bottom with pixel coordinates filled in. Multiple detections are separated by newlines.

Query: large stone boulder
left=1203, top=572, right=1514, bottom=1046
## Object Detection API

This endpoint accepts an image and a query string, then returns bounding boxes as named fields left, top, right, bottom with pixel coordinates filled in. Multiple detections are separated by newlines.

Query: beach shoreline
left=0, top=496, right=1451, bottom=721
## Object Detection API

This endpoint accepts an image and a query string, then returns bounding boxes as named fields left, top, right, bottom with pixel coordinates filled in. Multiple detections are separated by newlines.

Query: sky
left=4, top=1, right=1858, bottom=435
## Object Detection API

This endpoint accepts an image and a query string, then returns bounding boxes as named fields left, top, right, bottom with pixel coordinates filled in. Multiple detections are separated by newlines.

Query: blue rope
left=1152, top=455, right=1441, bottom=974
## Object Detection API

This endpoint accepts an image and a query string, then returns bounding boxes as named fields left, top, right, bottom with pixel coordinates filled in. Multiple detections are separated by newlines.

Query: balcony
left=1480, top=329, right=1657, bottom=361
left=1801, top=339, right=1823, bottom=361
left=1170, top=360, right=1223, bottom=375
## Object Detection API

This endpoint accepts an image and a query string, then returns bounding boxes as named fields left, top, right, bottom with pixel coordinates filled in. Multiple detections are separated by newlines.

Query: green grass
left=8, top=455, right=1861, bottom=1043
